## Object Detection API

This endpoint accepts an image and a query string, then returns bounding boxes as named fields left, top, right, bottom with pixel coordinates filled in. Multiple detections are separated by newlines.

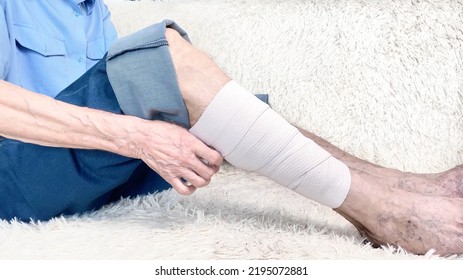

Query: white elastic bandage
left=190, top=81, right=351, bottom=208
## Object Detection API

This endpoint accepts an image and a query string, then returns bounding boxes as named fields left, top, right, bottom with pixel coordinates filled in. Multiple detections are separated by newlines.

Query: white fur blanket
left=0, top=0, right=462, bottom=259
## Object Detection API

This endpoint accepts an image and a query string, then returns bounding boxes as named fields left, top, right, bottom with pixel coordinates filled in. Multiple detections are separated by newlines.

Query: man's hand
left=132, top=120, right=223, bottom=195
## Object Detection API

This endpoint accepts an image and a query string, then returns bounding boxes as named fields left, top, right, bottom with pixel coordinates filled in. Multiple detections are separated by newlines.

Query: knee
left=165, top=27, right=189, bottom=48
left=165, top=27, right=196, bottom=64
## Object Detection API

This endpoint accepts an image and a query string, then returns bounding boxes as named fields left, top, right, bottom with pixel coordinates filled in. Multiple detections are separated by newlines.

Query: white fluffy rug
left=1, top=0, right=462, bottom=259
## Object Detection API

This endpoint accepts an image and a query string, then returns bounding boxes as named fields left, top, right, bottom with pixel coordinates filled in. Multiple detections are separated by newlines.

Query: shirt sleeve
left=0, top=4, right=10, bottom=80
left=101, top=2, right=118, bottom=50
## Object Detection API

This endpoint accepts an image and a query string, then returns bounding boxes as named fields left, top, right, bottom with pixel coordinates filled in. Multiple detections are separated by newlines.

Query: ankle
left=335, top=170, right=377, bottom=222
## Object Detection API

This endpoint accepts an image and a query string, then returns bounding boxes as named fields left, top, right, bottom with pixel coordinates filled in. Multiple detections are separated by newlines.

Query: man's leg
left=162, top=28, right=463, bottom=255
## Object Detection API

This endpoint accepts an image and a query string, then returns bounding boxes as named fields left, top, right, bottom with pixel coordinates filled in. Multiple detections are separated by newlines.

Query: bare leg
left=301, top=130, right=463, bottom=198
left=165, top=28, right=230, bottom=126
left=165, top=29, right=463, bottom=255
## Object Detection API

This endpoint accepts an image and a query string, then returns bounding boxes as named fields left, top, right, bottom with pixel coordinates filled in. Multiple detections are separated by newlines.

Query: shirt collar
left=72, top=0, right=96, bottom=15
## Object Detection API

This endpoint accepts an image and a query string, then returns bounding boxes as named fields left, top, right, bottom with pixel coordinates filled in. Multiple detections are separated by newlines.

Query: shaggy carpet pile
left=1, top=0, right=462, bottom=259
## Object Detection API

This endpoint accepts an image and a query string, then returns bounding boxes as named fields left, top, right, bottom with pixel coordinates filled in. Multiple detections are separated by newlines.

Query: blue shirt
left=0, top=0, right=117, bottom=97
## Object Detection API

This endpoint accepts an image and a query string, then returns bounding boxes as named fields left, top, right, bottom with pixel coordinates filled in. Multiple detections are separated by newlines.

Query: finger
left=210, top=164, right=220, bottom=174
left=200, top=160, right=221, bottom=175
left=169, top=177, right=197, bottom=195
left=180, top=169, right=211, bottom=188
left=194, top=143, right=223, bottom=167
left=186, top=156, right=218, bottom=181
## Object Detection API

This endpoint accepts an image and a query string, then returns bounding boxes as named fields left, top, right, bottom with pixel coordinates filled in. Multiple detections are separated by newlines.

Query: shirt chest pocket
left=14, top=25, right=107, bottom=61
left=87, top=37, right=106, bottom=61
left=14, top=25, right=66, bottom=57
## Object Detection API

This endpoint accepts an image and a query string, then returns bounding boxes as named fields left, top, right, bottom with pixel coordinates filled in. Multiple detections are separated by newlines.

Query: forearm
left=0, top=80, right=143, bottom=157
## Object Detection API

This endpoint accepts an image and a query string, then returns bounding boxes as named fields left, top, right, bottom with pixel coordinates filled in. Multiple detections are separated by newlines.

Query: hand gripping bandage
left=190, top=81, right=351, bottom=208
